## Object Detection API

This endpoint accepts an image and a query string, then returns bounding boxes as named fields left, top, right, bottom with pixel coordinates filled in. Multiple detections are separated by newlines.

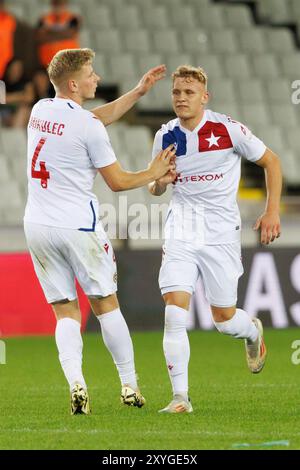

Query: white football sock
left=214, top=308, right=258, bottom=342
left=55, top=317, right=87, bottom=391
left=163, top=305, right=190, bottom=399
left=97, top=308, right=137, bottom=389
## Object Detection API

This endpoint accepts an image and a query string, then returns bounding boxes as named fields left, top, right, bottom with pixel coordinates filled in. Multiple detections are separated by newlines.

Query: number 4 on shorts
left=31, top=137, right=50, bottom=189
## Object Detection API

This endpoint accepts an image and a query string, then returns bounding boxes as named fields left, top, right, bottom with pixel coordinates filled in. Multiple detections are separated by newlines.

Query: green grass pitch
left=1, top=328, right=300, bottom=450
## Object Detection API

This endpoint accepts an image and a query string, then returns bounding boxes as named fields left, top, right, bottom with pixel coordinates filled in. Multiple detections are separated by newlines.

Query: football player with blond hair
left=149, top=65, right=282, bottom=413
left=24, top=48, right=175, bottom=414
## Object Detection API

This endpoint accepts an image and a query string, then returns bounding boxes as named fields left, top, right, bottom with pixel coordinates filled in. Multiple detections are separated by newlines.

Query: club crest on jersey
left=162, top=126, right=187, bottom=156
left=198, top=121, right=233, bottom=152
left=104, top=243, right=109, bottom=254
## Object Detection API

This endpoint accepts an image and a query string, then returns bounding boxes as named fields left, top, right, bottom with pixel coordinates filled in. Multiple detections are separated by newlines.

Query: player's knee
left=163, top=292, right=191, bottom=310
left=88, top=293, right=119, bottom=316
left=52, top=299, right=81, bottom=322
left=211, top=305, right=236, bottom=323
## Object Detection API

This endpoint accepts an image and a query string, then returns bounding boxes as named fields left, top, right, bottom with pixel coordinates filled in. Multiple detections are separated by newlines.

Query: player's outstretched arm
left=99, top=145, right=175, bottom=191
left=253, top=148, right=282, bottom=245
left=91, top=65, right=166, bottom=126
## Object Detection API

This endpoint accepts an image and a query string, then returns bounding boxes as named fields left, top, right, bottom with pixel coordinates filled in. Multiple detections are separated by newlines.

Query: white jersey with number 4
left=152, top=109, right=267, bottom=245
left=24, top=97, right=116, bottom=230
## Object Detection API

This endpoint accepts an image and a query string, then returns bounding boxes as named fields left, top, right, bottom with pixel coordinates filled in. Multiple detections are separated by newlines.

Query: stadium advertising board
left=0, top=248, right=299, bottom=336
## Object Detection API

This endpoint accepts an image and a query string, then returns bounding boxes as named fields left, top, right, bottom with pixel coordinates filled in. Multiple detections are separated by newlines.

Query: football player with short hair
left=24, top=48, right=175, bottom=414
left=149, top=65, right=282, bottom=413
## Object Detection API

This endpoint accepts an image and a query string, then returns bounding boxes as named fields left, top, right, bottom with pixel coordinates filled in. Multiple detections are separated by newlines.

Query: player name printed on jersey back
left=152, top=109, right=266, bottom=245
left=28, top=116, right=65, bottom=136
left=24, top=98, right=117, bottom=231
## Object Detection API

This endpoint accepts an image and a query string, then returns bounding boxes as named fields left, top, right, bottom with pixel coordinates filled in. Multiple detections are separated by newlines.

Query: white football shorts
left=24, top=222, right=117, bottom=303
left=159, top=240, right=244, bottom=307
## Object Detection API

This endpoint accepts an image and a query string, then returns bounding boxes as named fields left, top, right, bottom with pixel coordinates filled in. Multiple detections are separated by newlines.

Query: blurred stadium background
left=0, top=0, right=300, bottom=336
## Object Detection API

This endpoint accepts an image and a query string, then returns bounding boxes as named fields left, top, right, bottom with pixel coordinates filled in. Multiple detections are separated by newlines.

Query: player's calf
left=213, top=308, right=259, bottom=341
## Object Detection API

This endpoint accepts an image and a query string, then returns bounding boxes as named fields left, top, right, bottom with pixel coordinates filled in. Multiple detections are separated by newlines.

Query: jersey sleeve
left=226, top=117, right=266, bottom=162
left=85, top=115, right=117, bottom=168
left=152, top=129, right=163, bottom=160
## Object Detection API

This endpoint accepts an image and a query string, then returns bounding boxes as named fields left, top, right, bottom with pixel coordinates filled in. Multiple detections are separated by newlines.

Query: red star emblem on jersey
left=198, top=121, right=233, bottom=152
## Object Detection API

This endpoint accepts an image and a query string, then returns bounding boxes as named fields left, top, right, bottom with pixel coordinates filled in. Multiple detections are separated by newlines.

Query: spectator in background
left=0, top=0, right=17, bottom=80
left=36, top=0, right=82, bottom=70
left=0, top=59, right=35, bottom=127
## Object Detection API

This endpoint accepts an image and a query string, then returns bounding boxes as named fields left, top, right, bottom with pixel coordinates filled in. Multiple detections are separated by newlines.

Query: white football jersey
left=152, top=109, right=266, bottom=245
left=24, top=97, right=116, bottom=230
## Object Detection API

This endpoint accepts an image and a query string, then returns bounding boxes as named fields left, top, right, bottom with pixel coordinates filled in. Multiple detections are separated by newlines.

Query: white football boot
left=159, top=395, right=193, bottom=414
left=121, top=385, right=146, bottom=408
left=245, top=318, right=267, bottom=373
left=70, top=383, right=91, bottom=415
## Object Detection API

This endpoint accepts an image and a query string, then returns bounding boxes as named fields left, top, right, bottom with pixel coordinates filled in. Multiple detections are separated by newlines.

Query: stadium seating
left=94, top=30, right=123, bottom=53
left=168, top=7, right=197, bottom=29
left=264, top=28, right=296, bottom=54
left=124, top=30, right=152, bottom=54
left=223, top=54, right=253, bottom=79
left=195, top=6, right=225, bottom=29
left=136, top=54, right=164, bottom=75
left=181, top=30, right=210, bottom=54
left=0, top=128, right=27, bottom=158
left=265, top=79, right=293, bottom=104
left=238, top=28, right=267, bottom=54
left=92, top=55, right=111, bottom=83
left=0, top=157, right=12, bottom=184
left=251, top=54, right=281, bottom=79
left=237, top=79, right=265, bottom=104
left=222, top=4, right=254, bottom=29
left=1, top=0, right=300, bottom=231
left=108, top=54, right=138, bottom=83
left=152, top=30, right=181, bottom=54
left=270, top=104, right=298, bottom=128
left=113, top=5, right=142, bottom=30
left=194, top=54, right=224, bottom=79
left=210, top=30, right=239, bottom=54
left=255, top=0, right=292, bottom=24
left=141, top=6, right=169, bottom=30
left=85, top=6, right=113, bottom=29
left=209, top=78, right=237, bottom=105
left=281, top=54, right=300, bottom=78
left=240, top=103, right=270, bottom=128
left=165, top=54, right=194, bottom=75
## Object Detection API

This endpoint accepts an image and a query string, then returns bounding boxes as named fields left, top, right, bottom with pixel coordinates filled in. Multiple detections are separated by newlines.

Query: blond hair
left=47, top=48, right=95, bottom=87
left=172, top=65, right=208, bottom=88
